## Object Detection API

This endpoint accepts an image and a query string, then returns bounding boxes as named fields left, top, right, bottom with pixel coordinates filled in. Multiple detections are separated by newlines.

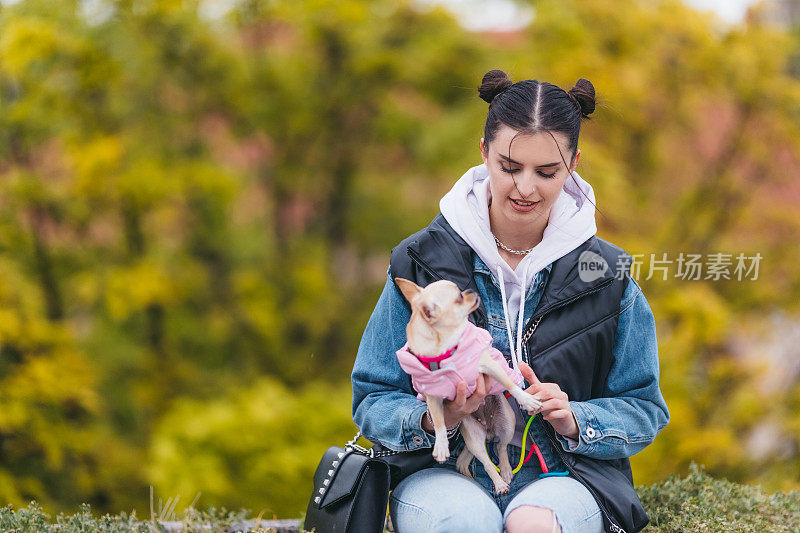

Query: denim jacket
left=351, top=255, right=669, bottom=461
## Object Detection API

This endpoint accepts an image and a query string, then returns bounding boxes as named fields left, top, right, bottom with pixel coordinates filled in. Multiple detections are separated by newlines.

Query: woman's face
left=480, top=124, right=580, bottom=229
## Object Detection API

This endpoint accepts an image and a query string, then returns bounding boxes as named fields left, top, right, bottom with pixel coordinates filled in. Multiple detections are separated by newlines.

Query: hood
left=439, top=162, right=597, bottom=372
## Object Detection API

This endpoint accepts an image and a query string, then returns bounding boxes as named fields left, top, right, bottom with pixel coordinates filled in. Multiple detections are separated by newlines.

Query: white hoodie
left=439, top=163, right=598, bottom=373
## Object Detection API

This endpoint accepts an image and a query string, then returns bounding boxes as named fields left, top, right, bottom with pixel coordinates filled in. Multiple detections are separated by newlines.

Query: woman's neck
left=497, top=249, right=525, bottom=270
left=489, top=202, right=548, bottom=253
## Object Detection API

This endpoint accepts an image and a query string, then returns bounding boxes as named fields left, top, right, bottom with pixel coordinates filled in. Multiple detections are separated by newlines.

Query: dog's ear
left=464, top=289, right=481, bottom=314
left=421, top=301, right=440, bottom=324
left=395, top=277, right=422, bottom=304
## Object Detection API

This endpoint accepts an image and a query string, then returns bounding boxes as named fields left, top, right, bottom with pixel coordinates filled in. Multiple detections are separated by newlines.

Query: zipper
left=409, top=245, right=627, bottom=531
left=515, top=274, right=627, bottom=533
left=512, top=398, right=625, bottom=531
left=406, top=247, right=442, bottom=282
left=536, top=414, right=627, bottom=533
left=513, top=395, right=625, bottom=531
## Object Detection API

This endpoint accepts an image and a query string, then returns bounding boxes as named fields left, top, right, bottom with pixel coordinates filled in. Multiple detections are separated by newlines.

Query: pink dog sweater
left=396, top=322, right=524, bottom=401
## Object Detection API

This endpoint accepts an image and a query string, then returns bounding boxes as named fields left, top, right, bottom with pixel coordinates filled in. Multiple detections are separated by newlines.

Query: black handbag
left=303, top=431, right=438, bottom=533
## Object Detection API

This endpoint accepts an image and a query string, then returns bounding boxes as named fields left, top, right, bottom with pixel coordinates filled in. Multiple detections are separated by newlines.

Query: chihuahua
left=394, top=277, right=542, bottom=493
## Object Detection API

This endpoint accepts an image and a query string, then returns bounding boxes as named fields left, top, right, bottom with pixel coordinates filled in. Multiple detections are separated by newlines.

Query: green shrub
left=639, top=463, right=800, bottom=532
left=2, top=464, right=799, bottom=531
left=0, top=501, right=251, bottom=532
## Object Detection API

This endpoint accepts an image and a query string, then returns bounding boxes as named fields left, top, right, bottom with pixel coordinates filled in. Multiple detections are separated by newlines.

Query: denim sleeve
left=554, top=276, right=670, bottom=460
left=351, top=268, right=435, bottom=451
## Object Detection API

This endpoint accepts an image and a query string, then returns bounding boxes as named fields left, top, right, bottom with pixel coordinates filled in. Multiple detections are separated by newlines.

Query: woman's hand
left=519, top=361, right=580, bottom=441
left=422, top=374, right=492, bottom=433
left=443, top=374, right=493, bottom=427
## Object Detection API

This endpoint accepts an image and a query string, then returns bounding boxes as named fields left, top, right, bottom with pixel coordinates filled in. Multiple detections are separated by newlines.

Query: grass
left=1, top=464, right=798, bottom=531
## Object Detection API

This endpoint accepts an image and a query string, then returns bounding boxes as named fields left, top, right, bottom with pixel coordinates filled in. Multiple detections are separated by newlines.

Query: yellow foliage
left=68, top=136, right=124, bottom=199
left=147, top=377, right=354, bottom=517
left=0, top=17, right=61, bottom=77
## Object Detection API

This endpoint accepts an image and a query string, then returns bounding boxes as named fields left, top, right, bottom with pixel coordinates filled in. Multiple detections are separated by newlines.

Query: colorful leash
left=483, top=392, right=569, bottom=478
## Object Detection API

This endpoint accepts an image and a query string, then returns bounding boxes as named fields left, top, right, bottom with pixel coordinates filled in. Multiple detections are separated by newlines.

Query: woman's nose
left=514, top=172, right=538, bottom=198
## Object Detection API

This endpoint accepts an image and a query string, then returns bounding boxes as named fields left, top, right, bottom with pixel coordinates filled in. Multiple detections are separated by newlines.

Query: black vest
left=390, top=213, right=648, bottom=533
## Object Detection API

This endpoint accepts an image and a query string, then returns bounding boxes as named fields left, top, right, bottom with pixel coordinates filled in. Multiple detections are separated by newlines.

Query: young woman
left=351, top=70, right=669, bottom=533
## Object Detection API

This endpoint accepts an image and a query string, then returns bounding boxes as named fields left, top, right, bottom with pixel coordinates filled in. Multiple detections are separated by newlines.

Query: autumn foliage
left=1, top=0, right=799, bottom=520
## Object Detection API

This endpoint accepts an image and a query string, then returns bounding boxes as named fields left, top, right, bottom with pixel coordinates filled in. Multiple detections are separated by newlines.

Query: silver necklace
left=493, top=235, right=535, bottom=255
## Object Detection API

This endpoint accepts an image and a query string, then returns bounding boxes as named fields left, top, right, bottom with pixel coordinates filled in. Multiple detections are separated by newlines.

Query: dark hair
left=479, top=69, right=595, bottom=157
left=478, top=69, right=600, bottom=211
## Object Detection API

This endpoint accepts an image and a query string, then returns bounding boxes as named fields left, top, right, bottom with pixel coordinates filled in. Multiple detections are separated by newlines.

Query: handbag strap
left=345, top=430, right=404, bottom=458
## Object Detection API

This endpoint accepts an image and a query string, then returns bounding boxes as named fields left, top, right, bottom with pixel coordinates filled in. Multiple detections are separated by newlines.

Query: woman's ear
left=480, top=138, right=488, bottom=164
left=570, top=148, right=581, bottom=173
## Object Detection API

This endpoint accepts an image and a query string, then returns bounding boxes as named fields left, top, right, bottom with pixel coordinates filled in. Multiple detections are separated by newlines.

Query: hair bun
left=478, top=69, right=513, bottom=104
left=568, top=78, right=596, bottom=118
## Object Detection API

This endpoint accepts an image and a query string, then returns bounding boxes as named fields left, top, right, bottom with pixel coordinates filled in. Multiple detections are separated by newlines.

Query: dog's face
left=395, top=278, right=480, bottom=330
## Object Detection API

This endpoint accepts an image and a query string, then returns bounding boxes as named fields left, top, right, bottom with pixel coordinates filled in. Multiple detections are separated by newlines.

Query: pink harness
left=410, top=344, right=458, bottom=371
left=396, top=322, right=524, bottom=401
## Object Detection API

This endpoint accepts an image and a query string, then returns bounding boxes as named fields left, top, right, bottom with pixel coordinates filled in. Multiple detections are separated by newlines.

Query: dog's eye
left=458, top=293, right=464, bottom=302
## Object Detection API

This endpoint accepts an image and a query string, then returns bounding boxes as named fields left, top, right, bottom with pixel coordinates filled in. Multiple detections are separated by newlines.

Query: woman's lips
left=509, top=198, right=539, bottom=212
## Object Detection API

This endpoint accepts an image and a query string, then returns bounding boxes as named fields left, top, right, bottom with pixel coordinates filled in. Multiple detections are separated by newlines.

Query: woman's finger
left=482, top=374, right=493, bottom=394
left=541, top=385, right=568, bottom=401
left=454, top=381, right=467, bottom=407
left=544, top=410, right=573, bottom=421
left=538, top=398, right=569, bottom=415
left=519, top=361, right=542, bottom=385
left=462, top=376, right=488, bottom=412
left=470, top=375, right=487, bottom=403
left=476, top=374, right=486, bottom=394
left=528, top=384, right=568, bottom=403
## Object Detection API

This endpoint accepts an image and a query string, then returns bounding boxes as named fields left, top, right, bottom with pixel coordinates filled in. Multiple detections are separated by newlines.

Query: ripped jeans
left=388, top=440, right=604, bottom=533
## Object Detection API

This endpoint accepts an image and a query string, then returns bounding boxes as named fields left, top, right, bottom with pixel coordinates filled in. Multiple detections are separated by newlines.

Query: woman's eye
left=500, top=165, right=556, bottom=179
left=500, top=164, right=518, bottom=174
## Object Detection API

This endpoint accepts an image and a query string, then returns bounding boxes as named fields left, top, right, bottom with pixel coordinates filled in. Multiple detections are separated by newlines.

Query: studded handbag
left=303, top=431, right=438, bottom=533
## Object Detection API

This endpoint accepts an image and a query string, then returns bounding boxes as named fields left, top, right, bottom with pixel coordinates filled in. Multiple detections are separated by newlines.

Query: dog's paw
left=493, top=479, right=510, bottom=494
left=515, top=391, right=543, bottom=413
left=432, top=439, right=450, bottom=463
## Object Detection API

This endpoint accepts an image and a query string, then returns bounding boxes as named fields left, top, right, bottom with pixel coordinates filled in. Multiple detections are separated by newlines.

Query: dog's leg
left=425, top=394, right=450, bottom=463
left=460, top=415, right=510, bottom=494
left=478, top=349, right=543, bottom=413
left=495, top=394, right=516, bottom=484
left=455, top=447, right=474, bottom=479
